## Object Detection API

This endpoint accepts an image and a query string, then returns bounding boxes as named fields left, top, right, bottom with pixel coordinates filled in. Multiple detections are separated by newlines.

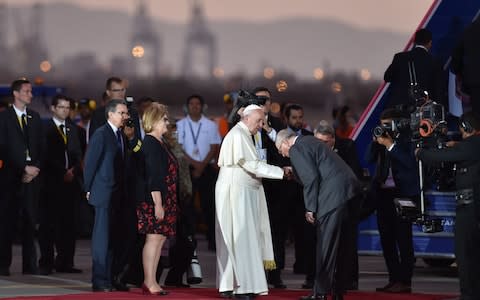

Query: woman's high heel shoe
left=141, top=283, right=169, bottom=296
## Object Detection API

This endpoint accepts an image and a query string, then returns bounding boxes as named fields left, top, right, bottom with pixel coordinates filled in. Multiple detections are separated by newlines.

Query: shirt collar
left=12, top=104, right=27, bottom=117
left=187, top=115, right=204, bottom=123
left=52, top=117, right=65, bottom=127
left=107, top=120, right=120, bottom=133
left=415, top=45, right=429, bottom=52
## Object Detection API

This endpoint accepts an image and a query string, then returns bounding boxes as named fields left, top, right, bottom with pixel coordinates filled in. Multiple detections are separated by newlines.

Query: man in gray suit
left=276, top=130, right=362, bottom=300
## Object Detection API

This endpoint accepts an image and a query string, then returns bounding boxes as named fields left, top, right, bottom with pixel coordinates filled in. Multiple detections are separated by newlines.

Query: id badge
left=257, top=148, right=267, bottom=162
left=193, top=146, right=200, bottom=157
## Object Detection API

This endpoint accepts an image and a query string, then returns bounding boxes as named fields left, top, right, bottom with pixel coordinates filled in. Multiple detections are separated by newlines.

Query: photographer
left=416, top=111, right=480, bottom=300
left=366, top=108, right=420, bottom=293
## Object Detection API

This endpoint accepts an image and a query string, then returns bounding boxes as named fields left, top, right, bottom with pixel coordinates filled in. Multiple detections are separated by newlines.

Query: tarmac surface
left=0, top=236, right=459, bottom=298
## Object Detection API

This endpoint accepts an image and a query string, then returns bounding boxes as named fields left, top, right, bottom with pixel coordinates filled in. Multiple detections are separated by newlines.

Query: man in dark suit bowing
left=37, top=95, right=83, bottom=275
left=384, top=28, right=445, bottom=109
left=84, top=99, right=132, bottom=292
left=0, top=78, right=45, bottom=276
left=276, top=130, right=362, bottom=300
left=313, top=121, right=364, bottom=290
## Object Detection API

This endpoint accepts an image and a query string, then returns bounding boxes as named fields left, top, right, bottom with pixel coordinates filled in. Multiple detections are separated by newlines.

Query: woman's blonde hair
left=142, top=102, right=168, bottom=134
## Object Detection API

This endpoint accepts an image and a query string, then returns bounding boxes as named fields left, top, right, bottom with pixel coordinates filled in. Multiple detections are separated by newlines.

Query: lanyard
left=188, top=120, right=202, bottom=146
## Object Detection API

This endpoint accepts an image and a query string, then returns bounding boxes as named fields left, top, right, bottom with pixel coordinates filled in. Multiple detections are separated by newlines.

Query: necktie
left=21, top=114, right=30, bottom=161
left=59, top=124, right=67, bottom=144
left=116, top=130, right=123, bottom=155
left=21, top=114, right=27, bottom=130
left=59, top=124, right=69, bottom=168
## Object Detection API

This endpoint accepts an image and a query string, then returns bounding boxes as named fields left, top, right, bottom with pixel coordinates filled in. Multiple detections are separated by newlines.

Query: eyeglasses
left=110, top=88, right=126, bottom=92
left=115, top=111, right=130, bottom=116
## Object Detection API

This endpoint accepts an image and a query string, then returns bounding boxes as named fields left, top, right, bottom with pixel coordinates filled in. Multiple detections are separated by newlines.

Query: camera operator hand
left=375, top=133, right=394, bottom=149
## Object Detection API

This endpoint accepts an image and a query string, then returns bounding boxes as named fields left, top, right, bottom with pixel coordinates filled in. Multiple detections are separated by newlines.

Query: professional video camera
left=390, top=95, right=447, bottom=233
left=125, top=96, right=135, bottom=128
left=373, top=118, right=410, bottom=139
left=227, top=90, right=268, bottom=126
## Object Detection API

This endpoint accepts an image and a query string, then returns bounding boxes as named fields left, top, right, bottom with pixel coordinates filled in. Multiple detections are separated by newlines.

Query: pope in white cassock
left=215, top=104, right=284, bottom=298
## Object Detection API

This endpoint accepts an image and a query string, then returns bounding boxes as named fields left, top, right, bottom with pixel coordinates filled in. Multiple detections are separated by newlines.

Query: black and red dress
left=137, top=134, right=178, bottom=237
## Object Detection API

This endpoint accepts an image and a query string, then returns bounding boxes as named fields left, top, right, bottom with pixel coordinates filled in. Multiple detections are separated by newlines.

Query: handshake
left=282, top=166, right=294, bottom=180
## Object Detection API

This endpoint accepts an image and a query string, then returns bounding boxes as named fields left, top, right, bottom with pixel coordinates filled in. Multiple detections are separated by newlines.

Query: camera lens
left=373, top=126, right=384, bottom=138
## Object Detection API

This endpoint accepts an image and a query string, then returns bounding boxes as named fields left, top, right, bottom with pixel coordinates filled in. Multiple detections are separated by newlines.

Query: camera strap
left=408, top=60, right=417, bottom=87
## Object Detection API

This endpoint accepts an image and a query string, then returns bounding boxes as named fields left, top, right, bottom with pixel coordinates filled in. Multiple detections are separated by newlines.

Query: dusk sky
left=10, top=0, right=433, bottom=33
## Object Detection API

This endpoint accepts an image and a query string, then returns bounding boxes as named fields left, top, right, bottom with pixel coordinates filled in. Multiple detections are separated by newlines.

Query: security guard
left=416, top=111, right=480, bottom=300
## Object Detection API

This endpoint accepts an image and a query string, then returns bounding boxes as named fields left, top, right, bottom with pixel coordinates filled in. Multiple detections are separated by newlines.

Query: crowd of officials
left=0, top=23, right=479, bottom=300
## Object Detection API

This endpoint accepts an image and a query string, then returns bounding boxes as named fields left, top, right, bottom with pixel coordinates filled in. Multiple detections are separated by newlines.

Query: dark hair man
left=0, top=78, right=44, bottom=276
left=416, top=111, right=480, bottom=300
left=451, top=17, right=480, bottom=114
left=365, top=108, right=420, bottom=293
left=384, top=28, right=445, bottom=109
left=38, top=95, right=83, bottom=275
left=176, top=94, right=221, bottom=251
left=84, top=99, right=132, bottom=292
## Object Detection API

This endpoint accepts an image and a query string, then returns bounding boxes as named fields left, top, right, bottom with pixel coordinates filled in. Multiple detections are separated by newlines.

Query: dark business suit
left=365, top=136, right=419, bottom=286
left=38, top=119, right=82, bottom=271
left=451, top=19, right=480, bottom=114
left=290, top=136, right=361, bottom=296
left=84, top=123, right=128, bottom=288
left=0, top=106, right=44, bottom=273
left=418, top=135, right=480, bottom=300
left=384, top=46, right=445, bottom=109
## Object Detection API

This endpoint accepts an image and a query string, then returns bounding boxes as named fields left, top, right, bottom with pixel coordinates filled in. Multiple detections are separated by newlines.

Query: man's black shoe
left=112, top=278, right=130, bottom=291
left=376, top=282, right=395, bottom=292
left=301, top=279, right=314, bottom=289
left=92, top=286, right=112, bottom=292
left=267, top=270, right=287, bottom=289
left=233, top=293, right=256, bottom=299
left=0, top=268, right=10, bottom=276
left=332, top=293, right=344, bottom=300
left=219, top=291, right=233, bottom=298
left=299, top=294, right=327, bottom=300
left=56, top=267, right=82, bottom=274
left=38, top=266, right=53, bottom=275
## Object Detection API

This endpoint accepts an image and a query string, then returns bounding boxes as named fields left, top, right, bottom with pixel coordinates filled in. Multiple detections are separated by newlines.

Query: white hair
left=275, top=129, right=295, bottom=149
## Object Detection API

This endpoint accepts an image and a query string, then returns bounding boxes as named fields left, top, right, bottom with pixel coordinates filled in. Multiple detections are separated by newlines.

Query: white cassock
left=215, top=121, right=283, bottom=295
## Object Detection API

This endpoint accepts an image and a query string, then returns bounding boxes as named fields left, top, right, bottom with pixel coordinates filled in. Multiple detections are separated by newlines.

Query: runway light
left=360, top=68, right=371, bottom=81
left=131, top=45, right=145, bottom=58
left=313, top=68, right=324, bottom=80
left=39, top=60, right=51, bottom=73
left=264, top=67, right=275, bottom=79
left=276, top=80, right=288, bottom=92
